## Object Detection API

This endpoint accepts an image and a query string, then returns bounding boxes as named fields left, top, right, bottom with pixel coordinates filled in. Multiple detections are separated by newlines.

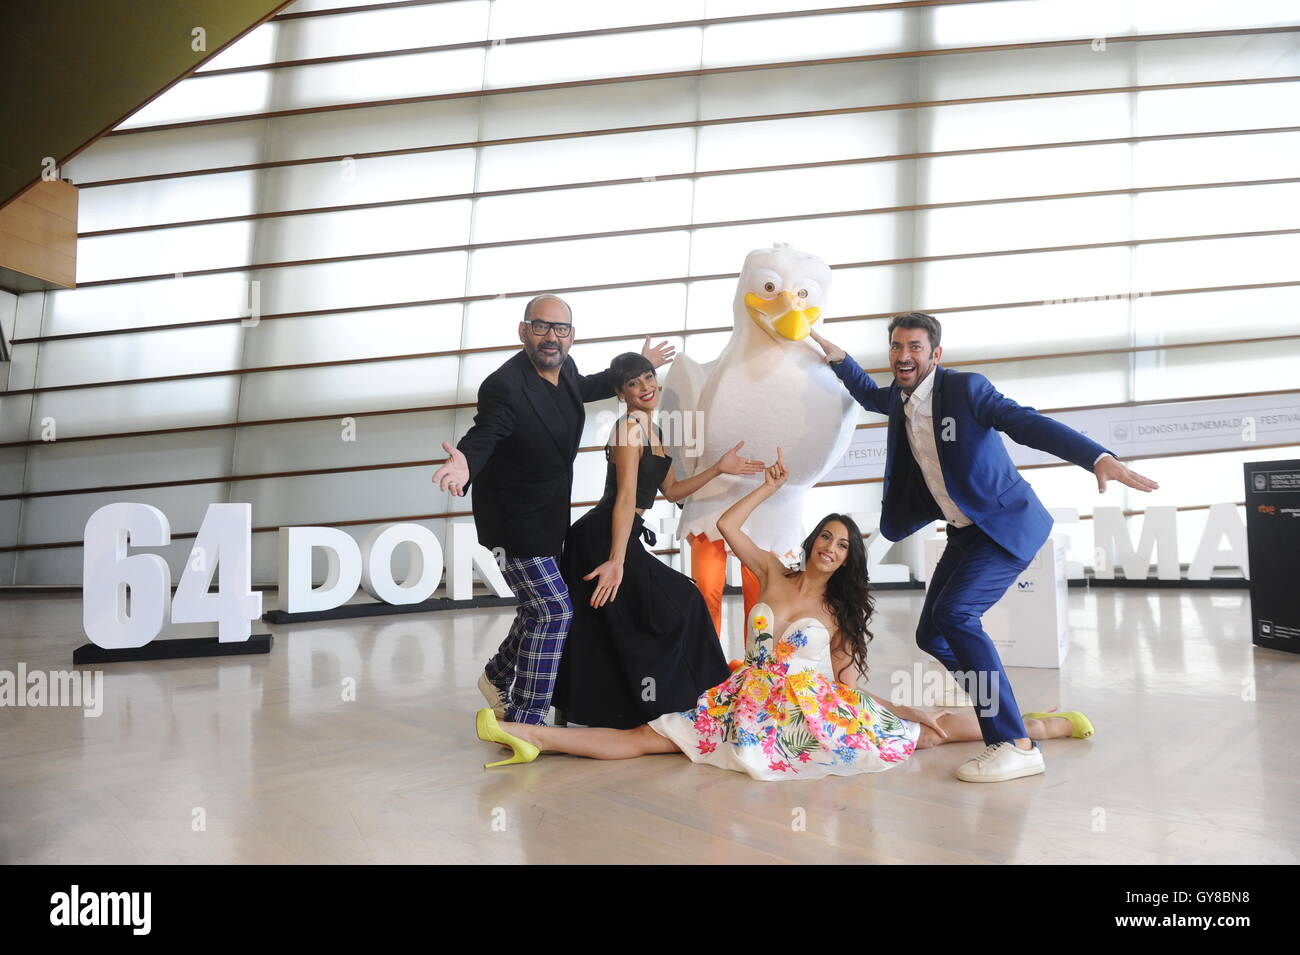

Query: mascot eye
left=763, top=282, right=776, bottom=293
left=797, top=289, right=808, bottom=298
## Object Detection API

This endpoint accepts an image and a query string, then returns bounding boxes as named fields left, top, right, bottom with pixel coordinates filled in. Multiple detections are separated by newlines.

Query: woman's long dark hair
left=784, top=513, right=875, bottom=684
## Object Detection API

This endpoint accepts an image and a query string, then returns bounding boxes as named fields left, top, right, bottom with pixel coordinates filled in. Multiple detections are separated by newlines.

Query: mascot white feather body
left=662, top=244, right=857, bottom=558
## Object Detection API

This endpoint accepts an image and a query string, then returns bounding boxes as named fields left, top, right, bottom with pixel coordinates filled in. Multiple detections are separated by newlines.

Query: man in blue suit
left=810, top=313, right=1157, bottom=782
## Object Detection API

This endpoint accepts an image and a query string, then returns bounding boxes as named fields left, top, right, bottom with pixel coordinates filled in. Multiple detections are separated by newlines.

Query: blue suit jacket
left=830, top=355, right=1112, bottom=562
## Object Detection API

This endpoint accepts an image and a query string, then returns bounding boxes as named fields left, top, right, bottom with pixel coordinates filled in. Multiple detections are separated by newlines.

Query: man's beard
left=527, top=340, right=566, bottom=369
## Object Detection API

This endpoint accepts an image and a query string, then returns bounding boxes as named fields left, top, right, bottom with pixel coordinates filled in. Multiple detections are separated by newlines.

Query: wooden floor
left=2, top=588, right=1296, bottom=864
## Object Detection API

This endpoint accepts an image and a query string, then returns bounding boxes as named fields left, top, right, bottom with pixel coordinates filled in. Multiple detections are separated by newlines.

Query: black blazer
left=458, top=350, right=615, bottom=559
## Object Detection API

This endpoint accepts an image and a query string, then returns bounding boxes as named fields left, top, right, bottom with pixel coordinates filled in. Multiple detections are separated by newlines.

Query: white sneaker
left=477, top=672, right=508, bottom=719
left=955, top=741, right=1045, bottom=783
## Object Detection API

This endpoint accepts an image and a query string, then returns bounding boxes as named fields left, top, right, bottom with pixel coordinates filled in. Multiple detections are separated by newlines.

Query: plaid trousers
left=484, top=556, right=574, bottom=725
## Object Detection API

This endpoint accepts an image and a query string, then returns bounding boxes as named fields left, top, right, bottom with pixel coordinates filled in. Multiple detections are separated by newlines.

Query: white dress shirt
left=901, top=368, right=972, bottom=527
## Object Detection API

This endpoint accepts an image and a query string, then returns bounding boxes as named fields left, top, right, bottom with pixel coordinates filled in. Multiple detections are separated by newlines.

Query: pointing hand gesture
left=808, top=329, right=846, bottom=364
left=764, top=447, right=788, bottom=490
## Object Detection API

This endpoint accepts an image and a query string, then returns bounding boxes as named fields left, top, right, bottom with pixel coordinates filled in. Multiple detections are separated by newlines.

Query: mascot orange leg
left=688, top=532, right=761, bottom=643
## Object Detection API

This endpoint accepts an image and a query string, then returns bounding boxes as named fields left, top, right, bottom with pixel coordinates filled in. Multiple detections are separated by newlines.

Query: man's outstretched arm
left=966, top=374, right=1158, bottom=494
left=433, top=375, right=515, bottom=496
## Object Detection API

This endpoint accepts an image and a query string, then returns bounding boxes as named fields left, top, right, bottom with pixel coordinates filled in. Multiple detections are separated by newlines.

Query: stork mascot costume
left=662, top=243, right=857, bottom=638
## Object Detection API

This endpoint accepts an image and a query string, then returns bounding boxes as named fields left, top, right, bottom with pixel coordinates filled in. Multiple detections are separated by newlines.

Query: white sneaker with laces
left=477, top=672, right=508, bottom=719
left=955, top=741, right=1045, bottom=783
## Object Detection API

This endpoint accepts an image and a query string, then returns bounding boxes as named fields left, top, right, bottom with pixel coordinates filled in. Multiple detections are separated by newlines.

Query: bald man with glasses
left=434, top=295, right=675, bottom=725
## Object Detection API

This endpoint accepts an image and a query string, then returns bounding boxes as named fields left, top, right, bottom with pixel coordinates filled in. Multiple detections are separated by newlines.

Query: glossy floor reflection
left=1, top=588, right=1296, bottom=864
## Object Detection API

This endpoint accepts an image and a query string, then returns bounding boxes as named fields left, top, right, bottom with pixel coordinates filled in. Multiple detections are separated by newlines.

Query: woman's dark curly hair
left=783, top=513, right=875, bottom=685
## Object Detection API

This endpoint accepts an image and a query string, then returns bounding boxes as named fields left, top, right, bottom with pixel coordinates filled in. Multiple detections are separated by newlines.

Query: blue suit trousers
left=918, top=523, right=1032, bottom=745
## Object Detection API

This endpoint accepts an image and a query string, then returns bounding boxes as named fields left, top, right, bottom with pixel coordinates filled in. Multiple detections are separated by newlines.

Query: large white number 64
left=83, top=502, right=262, bottom=648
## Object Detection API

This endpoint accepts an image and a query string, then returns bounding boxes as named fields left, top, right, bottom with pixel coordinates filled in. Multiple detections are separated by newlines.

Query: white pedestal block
left=923, top=534, right=1070, bottom=669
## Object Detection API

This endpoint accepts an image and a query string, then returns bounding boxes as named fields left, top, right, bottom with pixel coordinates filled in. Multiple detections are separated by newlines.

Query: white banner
left=828, top=390, right=1300, bottom=482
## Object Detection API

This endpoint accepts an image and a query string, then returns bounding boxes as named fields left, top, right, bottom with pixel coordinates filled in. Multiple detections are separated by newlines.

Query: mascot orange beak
left=745, top=290, right=822, bottom=341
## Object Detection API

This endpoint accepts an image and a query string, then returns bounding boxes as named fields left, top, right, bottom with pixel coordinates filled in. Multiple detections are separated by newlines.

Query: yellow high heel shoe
left=1023, top=708, right=1094, bottom=739
left=475, top=707, right=539, bottom=769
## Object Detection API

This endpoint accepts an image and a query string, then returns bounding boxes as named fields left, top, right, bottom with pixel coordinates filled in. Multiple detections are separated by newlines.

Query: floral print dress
left=648, top=602, right=920, bottom=781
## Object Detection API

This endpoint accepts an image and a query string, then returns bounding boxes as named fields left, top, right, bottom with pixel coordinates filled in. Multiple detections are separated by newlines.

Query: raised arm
left=715, top=448, right=790, bottom=591
left=577, top=367, right=617, bottom=402
left=808, top=328, right=890, bottom=415
left=576, top=337, right=676, bottom=402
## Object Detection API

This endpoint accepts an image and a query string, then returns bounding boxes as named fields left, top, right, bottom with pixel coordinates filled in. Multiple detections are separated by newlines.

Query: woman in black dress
left=553, top=352, right=766, bottom=729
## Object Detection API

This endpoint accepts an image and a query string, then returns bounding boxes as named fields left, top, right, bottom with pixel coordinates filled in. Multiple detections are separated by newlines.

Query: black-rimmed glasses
left=526, top=319, right=573, bottom=338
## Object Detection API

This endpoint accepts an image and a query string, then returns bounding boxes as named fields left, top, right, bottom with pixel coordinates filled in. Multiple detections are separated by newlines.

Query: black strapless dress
left=553, top=420, right=730, bottom=729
